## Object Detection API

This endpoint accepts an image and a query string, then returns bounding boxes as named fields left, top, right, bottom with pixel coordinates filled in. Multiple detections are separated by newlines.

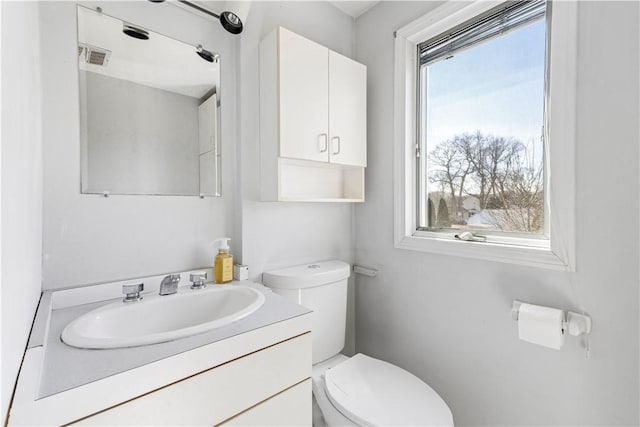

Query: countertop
left=35, top=281, right=310, bottom=398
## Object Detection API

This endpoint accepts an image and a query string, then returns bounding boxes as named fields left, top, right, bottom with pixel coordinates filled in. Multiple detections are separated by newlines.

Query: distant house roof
left=462, top=196, right=480, bottom=211
left=467, top=208, right=539, bottom=232
left=467, top=210, right=499, bottom=227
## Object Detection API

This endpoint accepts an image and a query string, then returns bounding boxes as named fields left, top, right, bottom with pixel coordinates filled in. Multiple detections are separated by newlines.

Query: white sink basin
left=61, top=285, right=266, bottom=349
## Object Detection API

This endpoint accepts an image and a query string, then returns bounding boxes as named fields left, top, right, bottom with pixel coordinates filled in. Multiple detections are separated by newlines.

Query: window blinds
left=418, top=0, right=546, bottom=66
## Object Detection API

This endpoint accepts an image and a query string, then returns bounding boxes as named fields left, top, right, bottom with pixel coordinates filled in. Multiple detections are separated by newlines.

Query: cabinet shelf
left=274, top=158, right=364, bottom=202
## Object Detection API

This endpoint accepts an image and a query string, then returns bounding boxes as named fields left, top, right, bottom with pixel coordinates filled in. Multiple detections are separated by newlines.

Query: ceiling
left=328, top=1, right=380, bottom=19
left=170, top=1, right=379, bottom=22
left=77, top=6, right=218, bottom=99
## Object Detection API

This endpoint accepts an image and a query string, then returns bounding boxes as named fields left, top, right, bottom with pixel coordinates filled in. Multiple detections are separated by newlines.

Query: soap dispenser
left=214, top=238, right=233, bottom=284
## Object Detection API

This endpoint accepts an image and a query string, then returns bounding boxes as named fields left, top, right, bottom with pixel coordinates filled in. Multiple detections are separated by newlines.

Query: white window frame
left=393, top=0, right=577, bottom=271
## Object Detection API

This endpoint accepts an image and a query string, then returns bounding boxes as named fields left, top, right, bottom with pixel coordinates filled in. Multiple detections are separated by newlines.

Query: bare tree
left=494, top=140, right=544, bottom=232
left=429, top=143, right=464, bottom=217
left=428, top=134, right=473, bottom=218
left=427, top=131, right=543, bottom=233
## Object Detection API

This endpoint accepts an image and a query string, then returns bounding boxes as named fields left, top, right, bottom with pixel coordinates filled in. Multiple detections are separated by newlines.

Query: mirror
left=77, top=6, right=221, bottom=197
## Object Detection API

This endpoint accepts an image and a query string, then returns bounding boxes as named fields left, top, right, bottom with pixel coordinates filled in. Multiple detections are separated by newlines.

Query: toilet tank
left=263, top=260, right=350, bottom=364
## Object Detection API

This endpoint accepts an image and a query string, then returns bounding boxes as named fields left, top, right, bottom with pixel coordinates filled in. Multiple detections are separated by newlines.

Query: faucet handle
left=190, top=271, right=207, bottom=290
left=122, top=282, right=144, bottom=302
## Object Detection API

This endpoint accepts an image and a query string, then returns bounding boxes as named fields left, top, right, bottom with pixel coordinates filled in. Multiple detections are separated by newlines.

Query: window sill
left=395, top=233, right=570, bottom=271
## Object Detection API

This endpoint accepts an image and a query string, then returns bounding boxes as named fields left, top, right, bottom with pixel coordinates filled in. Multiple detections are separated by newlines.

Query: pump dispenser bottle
left=214, top=238, right=233, bottom=284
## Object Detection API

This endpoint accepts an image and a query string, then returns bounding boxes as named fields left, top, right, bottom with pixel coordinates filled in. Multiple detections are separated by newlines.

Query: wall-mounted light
left=152, top=0, right=251, bottom=35
left=123, top=23, right=149, bottom=40
left=196, top=44, right=216, bottom=63
left=219, top=2, right=251, bottom=34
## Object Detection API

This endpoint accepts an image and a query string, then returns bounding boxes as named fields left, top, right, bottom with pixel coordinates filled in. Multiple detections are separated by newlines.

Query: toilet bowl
left=312, top=354, right=354, bottom=426
left=263, top=261, right=454, bottom=426
left=312, top=353, right=453, bottom=426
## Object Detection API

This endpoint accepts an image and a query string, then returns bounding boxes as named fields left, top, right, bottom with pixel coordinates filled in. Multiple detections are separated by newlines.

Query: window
left=418, top=0, right=546, bottom=242
left=393, top=0, right=577, bottom=270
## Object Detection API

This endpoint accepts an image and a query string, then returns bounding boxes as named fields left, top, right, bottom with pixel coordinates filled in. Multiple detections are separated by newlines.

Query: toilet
left=263, top=260, right=454, bottom=427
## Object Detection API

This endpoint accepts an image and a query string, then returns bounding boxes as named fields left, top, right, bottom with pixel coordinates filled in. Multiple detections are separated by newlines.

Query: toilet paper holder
left=512, top=300, right=592, bottom=337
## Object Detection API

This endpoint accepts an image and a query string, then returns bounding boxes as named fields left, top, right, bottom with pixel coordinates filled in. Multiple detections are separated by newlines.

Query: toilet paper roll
left=517, top=303, right=565, bottom=350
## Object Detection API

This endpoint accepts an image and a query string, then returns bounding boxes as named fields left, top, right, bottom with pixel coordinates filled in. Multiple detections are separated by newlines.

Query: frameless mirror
left=77, top=6, right=221, bottom=197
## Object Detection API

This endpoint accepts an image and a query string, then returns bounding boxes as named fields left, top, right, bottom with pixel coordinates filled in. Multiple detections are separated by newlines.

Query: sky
left=423, top=18, right=546, bottom=180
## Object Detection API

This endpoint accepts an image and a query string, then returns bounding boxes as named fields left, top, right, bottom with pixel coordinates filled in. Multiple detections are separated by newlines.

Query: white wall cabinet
left=260, top=27, right=367, bottom=202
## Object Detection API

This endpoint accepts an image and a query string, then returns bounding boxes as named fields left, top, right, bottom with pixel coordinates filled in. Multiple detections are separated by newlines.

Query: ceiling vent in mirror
left=79, top=43, right=112, bottom=67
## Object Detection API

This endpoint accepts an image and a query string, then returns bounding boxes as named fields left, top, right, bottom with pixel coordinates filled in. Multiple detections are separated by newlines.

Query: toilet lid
left=324, top=354, right=453, bottom=427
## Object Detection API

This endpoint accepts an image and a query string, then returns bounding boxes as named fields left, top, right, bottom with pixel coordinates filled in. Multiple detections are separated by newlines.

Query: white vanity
left=8, top=272, right=312, bottom=426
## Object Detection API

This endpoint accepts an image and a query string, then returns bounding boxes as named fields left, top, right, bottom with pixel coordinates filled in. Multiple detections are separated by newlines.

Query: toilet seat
left=323, top=354, right=453, bottom=427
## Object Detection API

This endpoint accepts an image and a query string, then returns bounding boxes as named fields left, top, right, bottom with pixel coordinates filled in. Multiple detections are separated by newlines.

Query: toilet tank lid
left=262, top=260, right=350, bottom=289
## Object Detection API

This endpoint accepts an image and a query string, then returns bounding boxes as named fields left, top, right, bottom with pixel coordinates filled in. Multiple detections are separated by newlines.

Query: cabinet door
left=279, top=28, right=329, bottom=162
left=329, top=51, right=367, bottom=167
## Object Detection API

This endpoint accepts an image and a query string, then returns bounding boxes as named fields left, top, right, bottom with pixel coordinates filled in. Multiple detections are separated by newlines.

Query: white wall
left=237, top=1, right=357, bottom=354
left=1, top=1, right=44, bottom=420
left=40, top=1, right=238, bottom=289
left=81, top=71, right=200, bottom=195
left=354, top=1, right=639, bottom=425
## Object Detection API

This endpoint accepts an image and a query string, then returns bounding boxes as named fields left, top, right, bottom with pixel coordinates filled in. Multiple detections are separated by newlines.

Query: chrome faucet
left=159, top=274, right=181, bottom=296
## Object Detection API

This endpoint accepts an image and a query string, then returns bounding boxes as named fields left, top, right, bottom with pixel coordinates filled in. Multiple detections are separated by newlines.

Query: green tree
left=428, top=197, right=436, bottom=226
left=436, top=198, right=451, bottom=228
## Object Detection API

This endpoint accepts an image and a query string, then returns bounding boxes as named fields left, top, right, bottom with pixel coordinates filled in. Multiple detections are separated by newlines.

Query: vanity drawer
left=222, top=378, right=311, bottom=426
left=72, top=333, right=311, bottom=426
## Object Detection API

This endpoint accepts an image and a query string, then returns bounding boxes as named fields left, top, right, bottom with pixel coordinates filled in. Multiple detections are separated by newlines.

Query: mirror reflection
left=77, top=6, right=221, bottom=197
